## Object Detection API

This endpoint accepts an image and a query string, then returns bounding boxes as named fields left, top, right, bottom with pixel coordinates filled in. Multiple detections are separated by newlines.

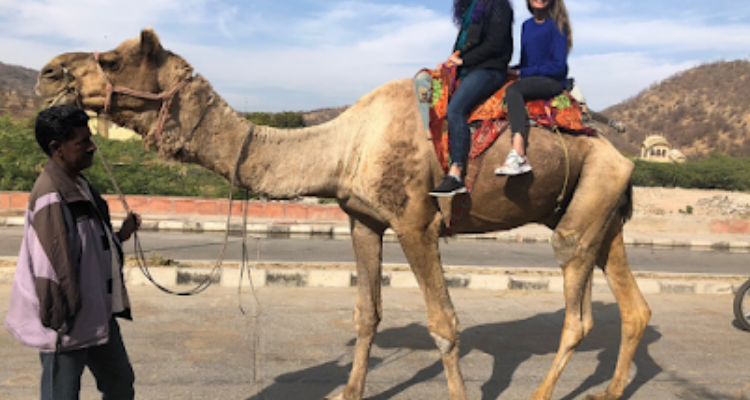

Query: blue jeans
left=40, top=319, right=135, bottom=400
left=447, top=68, right=507, bottom=168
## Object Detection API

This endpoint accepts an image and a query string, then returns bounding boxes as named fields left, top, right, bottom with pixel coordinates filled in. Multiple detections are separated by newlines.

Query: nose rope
left=93, top=51, right=192, bottom=143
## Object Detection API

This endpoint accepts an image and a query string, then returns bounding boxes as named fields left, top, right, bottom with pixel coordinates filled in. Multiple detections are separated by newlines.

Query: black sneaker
left=429, top=176, right=467, bottom=197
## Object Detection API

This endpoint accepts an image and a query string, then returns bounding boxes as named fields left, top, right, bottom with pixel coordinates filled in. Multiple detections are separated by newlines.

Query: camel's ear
left=140, top=28, right=163, bottom=59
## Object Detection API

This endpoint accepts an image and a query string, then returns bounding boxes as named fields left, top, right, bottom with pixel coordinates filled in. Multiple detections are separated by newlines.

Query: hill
left=603, top=59, right=750, bottom=159
left=0, top=61, right=350, bottom=126
left=5, top=59, right=750, bottom=157
left=301, top=106, right=348, bottom=126
left=0, top=62, right=42, bottom=118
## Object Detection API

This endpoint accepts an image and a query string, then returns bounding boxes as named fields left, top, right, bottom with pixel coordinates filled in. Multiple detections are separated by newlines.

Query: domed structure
left=640, top=134, right=684, bottom=163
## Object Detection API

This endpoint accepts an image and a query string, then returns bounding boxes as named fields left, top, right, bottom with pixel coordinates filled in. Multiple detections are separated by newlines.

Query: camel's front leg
left=397, top=216, right=466, bottom=400
left=327, top=218, right=385, bottom=400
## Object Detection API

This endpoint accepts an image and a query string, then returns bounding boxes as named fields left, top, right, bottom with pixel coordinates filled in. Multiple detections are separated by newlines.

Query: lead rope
left=554, top=126, right=570, bottom=213
left=92, top=125, right=258, bottom=298
left=94, top=124, right=264, bottom=391
left=231, top=128, right=262, bottom=394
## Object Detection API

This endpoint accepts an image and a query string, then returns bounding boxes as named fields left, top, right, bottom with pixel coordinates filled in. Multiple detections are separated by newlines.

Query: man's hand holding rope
left=117, top=213, right=142, bottom=242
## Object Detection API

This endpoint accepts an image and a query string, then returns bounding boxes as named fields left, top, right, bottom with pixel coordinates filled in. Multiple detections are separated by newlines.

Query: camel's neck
left=164, top=76, right=348, bottom=199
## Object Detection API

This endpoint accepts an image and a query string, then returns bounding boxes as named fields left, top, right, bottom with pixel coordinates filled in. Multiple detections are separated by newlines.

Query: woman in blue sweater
left=430, top=0, right=514, bottom=197
left=495, top=0, right=572, bottom=176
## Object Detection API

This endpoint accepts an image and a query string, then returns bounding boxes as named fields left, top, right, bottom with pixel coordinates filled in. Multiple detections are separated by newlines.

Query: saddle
left=416, top=67, right=596, bottom=192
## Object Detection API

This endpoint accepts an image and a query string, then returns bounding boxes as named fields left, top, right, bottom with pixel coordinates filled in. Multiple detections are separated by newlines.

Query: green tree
left=246, top=111, right=306, bottom=128
left=0, top=116, right=256, bottom=199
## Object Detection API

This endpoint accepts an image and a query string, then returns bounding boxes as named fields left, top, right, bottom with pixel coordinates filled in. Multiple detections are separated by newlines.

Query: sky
left=1, top=0, right=749, bottom=113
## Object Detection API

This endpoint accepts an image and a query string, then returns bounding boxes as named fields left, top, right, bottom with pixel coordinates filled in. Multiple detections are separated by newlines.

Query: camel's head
left=36, top=29, right=194, bottom=142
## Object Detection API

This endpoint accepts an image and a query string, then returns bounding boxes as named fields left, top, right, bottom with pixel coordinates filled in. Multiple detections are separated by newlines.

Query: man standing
left=5, top=105, right=141, bottom=400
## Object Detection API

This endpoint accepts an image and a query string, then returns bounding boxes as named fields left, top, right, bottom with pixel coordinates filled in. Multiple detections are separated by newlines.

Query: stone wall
left=0, top=191, right=348, bottom=223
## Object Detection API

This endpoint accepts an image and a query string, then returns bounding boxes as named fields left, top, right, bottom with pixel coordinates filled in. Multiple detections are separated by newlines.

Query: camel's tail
left=620, top=180, right=634, bottom=223
left=589, top=110, right=626, bottom=133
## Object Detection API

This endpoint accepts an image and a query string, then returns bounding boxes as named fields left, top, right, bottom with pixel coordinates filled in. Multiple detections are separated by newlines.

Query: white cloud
left=1, top=0, right=748, bottom=112
left=167, top=3, right=455, bottom=110
left=576, top=19, right=750, bottom=53
left=0, top=0, right=211, bottom=48
left=0, top=37, right=72, bottom=69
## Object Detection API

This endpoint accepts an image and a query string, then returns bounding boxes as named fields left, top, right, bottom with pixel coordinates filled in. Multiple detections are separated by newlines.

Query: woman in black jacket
left=430, top=0, right=514, bottom=197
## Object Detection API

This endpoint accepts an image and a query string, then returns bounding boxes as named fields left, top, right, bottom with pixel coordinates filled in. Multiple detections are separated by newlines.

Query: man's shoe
left=429, top=176, right=467, bottom=197
left=495, top=150, right=532, bottom=176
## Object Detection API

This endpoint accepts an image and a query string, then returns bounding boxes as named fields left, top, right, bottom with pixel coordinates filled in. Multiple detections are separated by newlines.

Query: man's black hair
left=35, top=105, right=90, bottom=156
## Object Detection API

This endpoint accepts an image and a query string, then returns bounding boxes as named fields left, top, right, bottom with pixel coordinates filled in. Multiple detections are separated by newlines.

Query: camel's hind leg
left=533, top=147, right=635, bottom=400
left=327, top=218, right=386, bottom=400
left=587, top=220, right=651, bottom=400
left=531, top=247, right=597, bottom=400
left=396, top=213, right=466, bottom=400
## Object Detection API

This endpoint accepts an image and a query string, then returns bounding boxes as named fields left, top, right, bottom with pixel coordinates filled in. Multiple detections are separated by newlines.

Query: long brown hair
left=527, top=0, right=573, bottom=51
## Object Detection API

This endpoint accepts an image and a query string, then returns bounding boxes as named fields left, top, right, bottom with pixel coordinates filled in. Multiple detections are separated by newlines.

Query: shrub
left=0, top=115, right=255, bottom=199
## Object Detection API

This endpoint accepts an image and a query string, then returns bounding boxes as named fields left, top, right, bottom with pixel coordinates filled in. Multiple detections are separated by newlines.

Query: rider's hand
left=447, top=51, right=463, bottom=67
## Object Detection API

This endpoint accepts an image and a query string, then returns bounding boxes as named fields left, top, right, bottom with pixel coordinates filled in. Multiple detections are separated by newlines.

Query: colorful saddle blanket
left=424, top=67, right=595, bottom=187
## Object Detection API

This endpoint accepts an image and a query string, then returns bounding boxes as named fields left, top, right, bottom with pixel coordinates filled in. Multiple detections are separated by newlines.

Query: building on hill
left=639, top=134, right=686, bottom=163
left=87, top=112, right=138, bottom=141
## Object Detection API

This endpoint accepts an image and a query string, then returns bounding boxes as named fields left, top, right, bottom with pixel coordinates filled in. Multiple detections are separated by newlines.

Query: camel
left=35, top=29, right=651, bottom=400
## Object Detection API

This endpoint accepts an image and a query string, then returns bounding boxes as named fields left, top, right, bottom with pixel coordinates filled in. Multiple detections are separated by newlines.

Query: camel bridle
left=43, top=51, right=258, bottom=302
left=92, top=51, right=192, bottom=143
left=47, top=66, right=82, bottom=109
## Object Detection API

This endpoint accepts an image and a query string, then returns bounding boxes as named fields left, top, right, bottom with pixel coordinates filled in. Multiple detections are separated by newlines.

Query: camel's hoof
left=584, top=392, right=620, bottom=400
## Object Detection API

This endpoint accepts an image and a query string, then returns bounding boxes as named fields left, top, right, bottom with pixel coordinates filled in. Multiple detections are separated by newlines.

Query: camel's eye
left=98, top=55, right=122, bottom=72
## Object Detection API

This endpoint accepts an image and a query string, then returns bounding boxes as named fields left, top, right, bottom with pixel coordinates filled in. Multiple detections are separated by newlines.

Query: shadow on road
left=243, top=357, right=384, bottom=400
left=241, top=302, right=667, bottom=399
left=361, top=302, right=663, bottom=400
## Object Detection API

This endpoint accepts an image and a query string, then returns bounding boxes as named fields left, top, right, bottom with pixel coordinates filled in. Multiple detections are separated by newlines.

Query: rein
left=55, top=52, right=257, bottom=300
left=92, top=52, right=192, bottom=143
left=94, top=125, right=258, bottom=298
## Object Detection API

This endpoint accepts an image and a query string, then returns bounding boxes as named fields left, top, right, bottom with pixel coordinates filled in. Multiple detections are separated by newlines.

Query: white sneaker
left=495, top=150, right=532, bottom=176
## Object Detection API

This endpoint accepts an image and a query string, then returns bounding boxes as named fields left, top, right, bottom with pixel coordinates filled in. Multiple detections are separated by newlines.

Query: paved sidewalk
left=2, top=212, right=749, bottom=296
left=2, top=286, right=749, bottom=400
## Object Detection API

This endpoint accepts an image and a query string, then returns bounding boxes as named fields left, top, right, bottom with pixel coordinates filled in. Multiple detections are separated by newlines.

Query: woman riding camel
left=496, top=0, right=572, bottom=176
left=430, top=0, right=514, bottom=196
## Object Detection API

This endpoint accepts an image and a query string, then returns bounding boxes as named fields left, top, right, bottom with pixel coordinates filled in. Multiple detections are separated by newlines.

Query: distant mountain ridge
left=4, top=59, right=749, bottom=158
left=0, top=61, right=42, bottom=118
left=603, top=59, right=750, bottom=159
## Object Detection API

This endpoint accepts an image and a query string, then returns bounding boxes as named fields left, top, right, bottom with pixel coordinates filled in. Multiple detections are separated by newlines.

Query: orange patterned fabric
left=427, top=67, right=592, bottom=133
left=466, top=77, right=516, bottom=122
left=425, top=67, right=594, bottom=178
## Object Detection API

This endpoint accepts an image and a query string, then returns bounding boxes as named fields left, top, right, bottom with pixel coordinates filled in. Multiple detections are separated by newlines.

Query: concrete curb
left=0, top=263, right=744, bottom=296
left=3, top=215, right=750, bottom=251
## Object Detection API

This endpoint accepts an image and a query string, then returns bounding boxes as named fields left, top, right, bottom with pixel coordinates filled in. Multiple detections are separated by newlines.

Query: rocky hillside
left=5, top=59, right=750, bottom=154
left=0, top=60, right=349, bottom=125
left=0, top=62, right=42, bottom=119
left=603, top=59, right=750, bottom=159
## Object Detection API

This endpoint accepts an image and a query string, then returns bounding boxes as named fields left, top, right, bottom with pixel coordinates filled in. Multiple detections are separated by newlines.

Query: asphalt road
left=2, top=286, right=749, bottom=399
left=1, top=227, right=749, bottom=276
